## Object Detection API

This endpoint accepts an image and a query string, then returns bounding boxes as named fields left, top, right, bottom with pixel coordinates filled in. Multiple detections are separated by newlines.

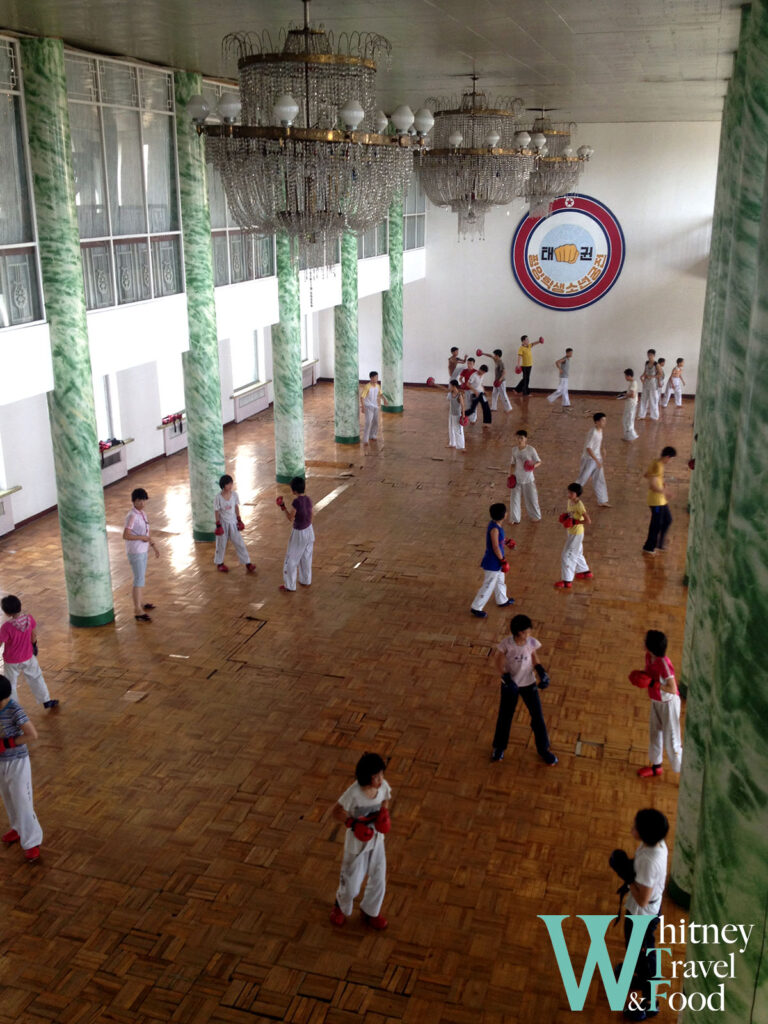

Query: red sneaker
left=329, top=904, right=346, bottom=927
left=24, top=846, right=40, bottom=862
left=554, top=580, right=572, bottom=589
left=637, top=765, right=663, bottom=778
left=245, top=563, right=256, bottom=574
left=360, top=910, right=388, bottom=930
left=575, top=571, right=594, bottom=580
left=217, top=564, right=229, bottom=573
left=2, top=829, right=19, bottom=844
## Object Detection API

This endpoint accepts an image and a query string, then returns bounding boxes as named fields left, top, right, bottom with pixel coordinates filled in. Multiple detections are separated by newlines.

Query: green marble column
left=382, top=192, right=404, bottom=413
left=272, top=234, right=305, bottom=482
left=334, top=233, right=361, bottom=443
left=20, top=38, right=114, bottom=627
left=174, top=72, right=226, bottom=541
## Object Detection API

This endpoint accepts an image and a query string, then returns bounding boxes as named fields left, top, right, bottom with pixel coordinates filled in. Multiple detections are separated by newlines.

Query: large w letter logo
left=538, top=915, right=654, bottom=1011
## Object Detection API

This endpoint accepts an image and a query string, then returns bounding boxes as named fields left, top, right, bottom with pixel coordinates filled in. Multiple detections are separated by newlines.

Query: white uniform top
left=215, top=490, right=240, bottom=524
left=510, top=445, right=541, bottom=485
left=361, top=383, right=380, bottom=408
left=338, top=779, right=392, bottom=854
left=625, top=840, right=668, bottom=916
left=625, top=380, right=639, bottom=401
left=467, top=371, right=485, bottom=395
left=582, top=427, right=603, bottom=460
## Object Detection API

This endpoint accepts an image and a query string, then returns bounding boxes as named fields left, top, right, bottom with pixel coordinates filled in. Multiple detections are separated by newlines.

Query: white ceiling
left=0, top=0, right=742, bottom=122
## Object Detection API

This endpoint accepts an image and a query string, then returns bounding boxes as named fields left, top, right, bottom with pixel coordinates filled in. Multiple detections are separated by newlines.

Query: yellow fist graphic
left=554, top=243, right=579, bottom=263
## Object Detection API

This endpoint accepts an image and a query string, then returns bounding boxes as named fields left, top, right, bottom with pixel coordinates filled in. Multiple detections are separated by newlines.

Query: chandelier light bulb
left=539, top=145, right=549, bottom=157
left=391, top=105, right=415, bottom=132
left=531, top=132, right=547, bottom=150
left=413, top=107, right=435, bottom=136
left=374, top=110, right=389, bottom=133
left=187, top=94, right=210, bottom=123
left=339, top=99, right=365, bottom=130
left=514, top=130, right=531, bottom=149
left=273, top=93, right=300, bottom=127
left=562, top=145, right=574, bottom=158
left=448, top=131, right=464, bottom=148
left=485, top=131, right=501, bottom=148
left=217, top=94, right=242, bottom=124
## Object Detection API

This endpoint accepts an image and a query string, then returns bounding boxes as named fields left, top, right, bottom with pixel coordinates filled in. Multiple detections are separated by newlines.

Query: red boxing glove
left=236, top=519, right=245, bottom=531
left=1, top=737, right=16, bottom=750
left=629, top=670, right=653, bottom=689
left=538, top=336, right=544, bottom=344
left=688, top=458, right=695, bottom=470
left=507, top=474, right=517, bottom=489
left=375, top=808, right=391, bottom=834
left=505, top=538, right=516, bottom=549
left=276, top=496, right=286, bottom=509
left=214, top=524, right=224, bottom=536
left=500, top=559, right=510, bottom=574
left=494, top=379, right=501, bottom=388
left=459, top=414, right=468, bottom=426
left=475, top=348, right=483, bottom=356
left=346, top=817, right=374, bottom=842
left=523, top=459, right=535, bottom=472
left=514, top=366, right=522, bottom=374
left=426, top=376, right=435, bottom=386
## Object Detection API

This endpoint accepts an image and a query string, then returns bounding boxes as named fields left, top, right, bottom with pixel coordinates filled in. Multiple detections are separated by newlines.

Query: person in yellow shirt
left=513, top=334, right=544, bottom=395
left=642, top=446, right=677, bottom=555
left=555, top=482, right=593, bottom=589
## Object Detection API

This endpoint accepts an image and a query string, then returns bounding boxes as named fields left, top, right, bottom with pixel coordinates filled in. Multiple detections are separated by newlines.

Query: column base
left=276, top=472, right=304, bottom=484
left=667, top=875, right=691, bottom=909
left=682, top=574, right=689, bottom=586
left=335, top=435, right=360, bottom=445
left=70, top=609, right=115, bottom=628
left=382, top=405, right=403, bottom=413
left=679, top=681, right=688, bottom=699
left=193, top=530, right=215, bottom=542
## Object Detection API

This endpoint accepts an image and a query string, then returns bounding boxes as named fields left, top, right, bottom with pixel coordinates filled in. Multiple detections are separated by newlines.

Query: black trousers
left=643, top=505, right=672, bottom=551
left=623, top=915, right=660, bottom=1009
left=467, top=392, right=492, bottom=424
left=492, top=679, right=550, bottom=755
left=514, top=366, right=532, bottom=394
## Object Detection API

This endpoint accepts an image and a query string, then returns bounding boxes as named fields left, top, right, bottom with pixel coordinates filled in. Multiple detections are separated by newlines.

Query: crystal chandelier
left=189, top=0, right=421, bottom=270
left=521, top=110, right=594, bottom=217
left=418, top=80, right=533, bottom=240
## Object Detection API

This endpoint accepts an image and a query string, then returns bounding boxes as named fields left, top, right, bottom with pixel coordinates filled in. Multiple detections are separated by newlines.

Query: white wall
left=401, top=122, right=718, bottom=394
left=0, top=392, right=57, bottom=521
left=117, top=362, right=164, bottom=470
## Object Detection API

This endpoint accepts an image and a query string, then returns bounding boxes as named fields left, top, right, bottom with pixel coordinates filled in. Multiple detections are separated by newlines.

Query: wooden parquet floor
left=0, top=384, right=694, bottom=1024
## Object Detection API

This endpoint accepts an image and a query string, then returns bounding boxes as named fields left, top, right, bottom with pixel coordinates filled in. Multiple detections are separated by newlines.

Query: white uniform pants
left=363, top=406, right=379, bottom=442
left=283, top=525, right=314, bottom=590
left=214, top=521, right=251, bottom=565
left=490, top=384, right=512, bottom=411
left=648, top=697, right=683, bottom=771
left=0, top=756, right=43, bottom=850
left=448, top=413, right=465, bottom=449
left=509, top=482, right=541, bottom=523
left=662, top=378, right=683, bottom=407
left=3, top=657, right=50, bottom=704
left=577, top=456, right=609, bottom=504
left=547, top=380, right=570, bottom=406
left=622, top=397, right=638, bottom=440
left=471, top=569, right=509, bottom=611
left=336, top=833, right=387, bottom=916
left=638, top=385, right=659, bottom=420
left=561, top=533, right=589, bottom=582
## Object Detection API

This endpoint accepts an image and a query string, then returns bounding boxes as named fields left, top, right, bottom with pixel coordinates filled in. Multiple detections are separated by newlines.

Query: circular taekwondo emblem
left=511, top=194, right=625, bottom=311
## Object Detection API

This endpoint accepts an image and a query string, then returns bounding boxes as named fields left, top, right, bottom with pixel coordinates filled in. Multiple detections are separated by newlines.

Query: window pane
left=0, top=95, right=34, bottom=244
left=212, top=232, right=230, bottom=286
left=0, top=40, right=17, bottom=90
left=81, top=242, right=114, bottom=309
left=103, top=108, right=147, bottom=235
left=206, top=165, right=228, bottom=230
left=404, top=217, right=416, bottom=250
left=65, top=55, right=98, bottom=102
left=69, top=102, right=109, bottom=238
left=142, top=113, right=179, bottom=232
left=254, top=235, right=274, bottom=278
left=416, top=215, right=425, bottom=248
left=376, top=220, right=388, bottom=255
left=114, top=238, right=151, bottom=303
left=229, top=232, right=248, bottom=284
left=139, top=69, right=172, bottom=113
left=99, top=61, right=138, bottom=107
left=151, top=236, right=182, bottom=297
left=0, top=250, right=42, bottom=326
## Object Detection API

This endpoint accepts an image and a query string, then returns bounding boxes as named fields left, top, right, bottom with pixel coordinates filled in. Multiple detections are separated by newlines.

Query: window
left=0, top=39, right=43, bottom=329
left=231, top=330, right=261, bottom=388
left=203, top=81, right=275, bottom=286
left=93, top=374, right=121, bottom=441
left=66, top=54, right=183, bottom=310
left=403, top=173, right=427, bottom=251
left=357, top=220, right=388, bottom=260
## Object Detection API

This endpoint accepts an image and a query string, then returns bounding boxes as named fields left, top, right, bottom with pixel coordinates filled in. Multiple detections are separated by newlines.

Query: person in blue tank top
left=470, top=503, right=516, bottom=618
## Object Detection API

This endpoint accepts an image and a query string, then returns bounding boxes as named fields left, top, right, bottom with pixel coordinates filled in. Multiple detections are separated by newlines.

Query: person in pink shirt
left=123, top=487, right=160, bottom=622
left=0, top=595, right=58, bottom=708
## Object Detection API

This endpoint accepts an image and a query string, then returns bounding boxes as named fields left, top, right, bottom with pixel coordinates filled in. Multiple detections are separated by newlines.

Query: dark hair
left=0, top=675, right=11, bottom=701
left=493, top=349, right=503, bottom=357
left=647, top=349, right=656, bottom=356
left=355, top=752, right=387, bottom=786
left=634, top=808, right=669, bottom=846
left=657, top=357, right=666, bottom=365
left=131, top=488, right=148, bottom=502
left=676, top=358, right=684, bottom=365
left=369, top=371, right=378, bottom=379
left=1, top=595, right=22, bottom=616
left=290, top=477, right=306, bottom=493
left=515, top=429, right=528, bottom=438
left=509, top=614, right=533, bottom=636
left=219, top=474, right=233, bottom=488
left=565, top=348, right=573, bottom=354
left=490, top=502, right=507, bottom=521
left=479, top=364, right=489, bottom=373
left=645, top=629, right=668, bottom=657
left=520, top=335, right=528, bottom=342
left=450, top=378, right=459, bottom=387
left=450, top=347, right=459, bottom=354
left=567, top=482, right=583, bottom=496
left=593, top=412, right=606, bottom=423
left=661, top=446, right=677, bottom=459
left=467, top=357, right=475, bottom=364
left=624, top=368, right=634, bottom=376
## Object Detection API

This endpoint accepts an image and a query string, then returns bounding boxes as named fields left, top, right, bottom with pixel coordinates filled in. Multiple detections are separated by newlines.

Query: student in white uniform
left=655, top=358, right=666, bottom=406
left=330, top=753, right=391, bottom=930
left=632, top=629, right=683, bottom=778
left=555, top=482, right=593, bottom=589
left=638, top=350, right=660, bottom=420
left=546, top=347, right=572, bottom=408
left=508, top=430, right=542, bottom=523
left=617, top=369, right=639, bottom=441
left=576, top=412, right=610, bottom=506
left=360, top=371, right=381, bottom=444
left=478, top=348, right=513, bottom=412
left=662, top=358, right=686, bottom=407
left=277, top=476, right=314, bottom=592
left=214, top=475, right=256, bottom=574
left=446, top=380, right=466, bottom=451
left=0, top=675, right=43, bottom=863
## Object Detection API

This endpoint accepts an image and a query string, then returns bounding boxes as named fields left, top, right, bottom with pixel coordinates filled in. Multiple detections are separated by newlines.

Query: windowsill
left=301, top=359, right=318, bottom=368
left=86, top=293, right=185, bottom=315
left=156, top=415, right=185, bottom=431
left=0, top=319, right=47, bottom=332
left=0, top=485, right=22, bottom=499
left=99, top=437, right=134, bottom=454
left=231, top=379, right=271, bottom=400
left=214, top=276, right=277, bottom=290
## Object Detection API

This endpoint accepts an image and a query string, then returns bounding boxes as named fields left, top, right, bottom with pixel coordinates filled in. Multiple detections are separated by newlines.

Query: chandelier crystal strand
left=194, top=0, right=418, bottom=272
left=523, top=111, right=594, bottom=217
left=419, top=82, right=533, bottom=240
